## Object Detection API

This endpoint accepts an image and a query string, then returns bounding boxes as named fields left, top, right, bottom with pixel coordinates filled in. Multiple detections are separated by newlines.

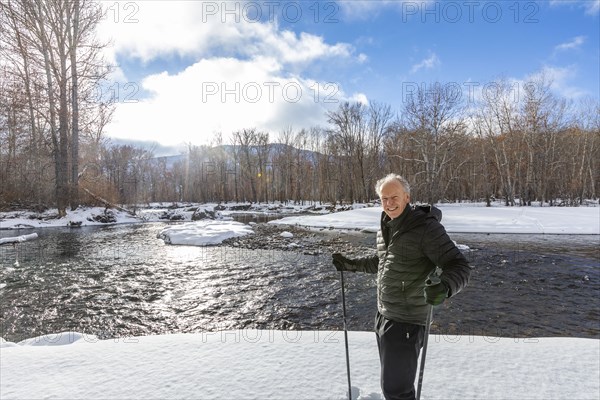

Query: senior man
left=332, top=173, right=471, bottom=400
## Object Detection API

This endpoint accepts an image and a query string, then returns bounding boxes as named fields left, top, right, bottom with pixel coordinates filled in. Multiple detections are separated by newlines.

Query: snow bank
left=270, top=205, right=600, bottom=235
left=12, top=332, right=98, bottom=347
left=2, top=203, right=599, bottom=235
left=156, top=220, right=254, bottom=246
left=0, top=207, right=140, bottom=230
left=438, top=204, right=600, bottom=234
left=1, top=330, right=598, bottom=400
left=0, top=233, right=38, bottom=245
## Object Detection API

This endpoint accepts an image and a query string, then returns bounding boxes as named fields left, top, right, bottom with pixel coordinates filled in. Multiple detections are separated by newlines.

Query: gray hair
left=375, top=174, right=411, bottom=197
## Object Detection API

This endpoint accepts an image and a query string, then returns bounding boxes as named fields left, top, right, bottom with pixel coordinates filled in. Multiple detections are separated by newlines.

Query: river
left=0, top=222, right=598, bottom=342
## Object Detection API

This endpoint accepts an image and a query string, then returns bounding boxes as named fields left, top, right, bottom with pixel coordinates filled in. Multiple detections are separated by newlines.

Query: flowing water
left=0, top=223, right=598, bottom=342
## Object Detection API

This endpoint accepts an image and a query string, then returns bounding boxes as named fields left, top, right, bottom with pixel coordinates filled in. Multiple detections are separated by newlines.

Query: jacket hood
left=414, top=204, right=442, bottom=222
left=380, top=204, right=442, bottom=233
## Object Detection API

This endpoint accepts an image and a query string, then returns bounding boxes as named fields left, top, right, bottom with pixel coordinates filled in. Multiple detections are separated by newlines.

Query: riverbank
left=0, top=202, right=338, bottom=230
left=2, top=201, right=599, bottom=234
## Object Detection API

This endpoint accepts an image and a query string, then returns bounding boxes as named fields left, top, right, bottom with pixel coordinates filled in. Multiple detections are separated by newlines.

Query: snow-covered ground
left=270, top=204, right=600, bottom=235
left=1, top=202, right=599, bottom=399
left=2, top=201, right=599, bottom=237
left=156, top=220, right=255, bottom=246
left=0, top=202, right=324, bottom=231
left=1, top=330, right=598, bottom=400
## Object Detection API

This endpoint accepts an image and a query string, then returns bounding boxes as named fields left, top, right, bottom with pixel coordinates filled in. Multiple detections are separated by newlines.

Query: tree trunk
left=32, top=1, right=64, bottom=215
left=68, top=0, right=80, bottom=210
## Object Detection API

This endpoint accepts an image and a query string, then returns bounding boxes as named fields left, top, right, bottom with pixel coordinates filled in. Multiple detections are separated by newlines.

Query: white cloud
left=459, top=65, right=587, bottom=114
left=337, top=1, right=394, bottom=19
left=97, top=1, right=365, bottom=148
left=549, top=0, right=600, bottom=15
left=104, top=57, right=364, bottom=146
left=256, top=29, right=353, bottom=66
left=97, top=1, right=356, bottom=67
left=587, top=1, right=600, bottom=14
left=531, top=65, right=588, bottom=99
left=471, top=66, right=588, bottom=106
left=97, top=1, right=237, bottom=63
left=337, top=0, right=426, bottom=20
left=554, top=36, right=586, bottom=52
left=349, top=93, right=370, bottom=105
left=410, top=52, right=441, bottom=74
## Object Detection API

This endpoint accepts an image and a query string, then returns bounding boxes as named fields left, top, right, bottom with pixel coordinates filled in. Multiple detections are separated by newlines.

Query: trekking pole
left=416, top=306, right=433, bottom=400
left=340, top=270, right=352, bottom=400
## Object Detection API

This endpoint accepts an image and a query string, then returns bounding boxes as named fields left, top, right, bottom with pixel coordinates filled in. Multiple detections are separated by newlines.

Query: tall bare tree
left=327, top=101, right=368, bottom=202
left=398, top=83, right=468, bottom=203
left=365, top=102, right=393, bottom=199
left=515, top=74, right=567, bottom=205
left=473, top=78, right=521, bottom=205
left=0, top=0, right=108, bottom=215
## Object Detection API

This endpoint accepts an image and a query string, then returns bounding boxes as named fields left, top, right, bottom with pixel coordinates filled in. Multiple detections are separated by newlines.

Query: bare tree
left=473, top=78, right=521, bottom=206
left=517, top=74, right=569, bottom=205
left=255, top=130, right=270, bottom=203
left=274, top=126, right=295, bottom=202
left=572, top=97, right=600, bottom=203
left=327, top=101, right=369, bottom=202
left=0, top=0, right=109, bottom=214
left=365, top=102, right=393, bottom=199
left=232, top=128, right=260, bottom=202
left=398, top=82, right=468, bottom=203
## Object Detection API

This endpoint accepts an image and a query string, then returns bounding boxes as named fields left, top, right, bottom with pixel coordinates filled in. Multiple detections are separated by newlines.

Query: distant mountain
left=107, top=137, right=186, bottom=158
left=148, top=143, right=323, bottom=168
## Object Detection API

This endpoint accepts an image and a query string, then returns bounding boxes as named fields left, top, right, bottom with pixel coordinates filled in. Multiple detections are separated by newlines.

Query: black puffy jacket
left=340, top=204, right=471, bottom=325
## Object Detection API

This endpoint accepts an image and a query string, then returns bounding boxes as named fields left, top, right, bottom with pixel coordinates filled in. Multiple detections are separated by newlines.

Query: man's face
left=380, top=180, right=410, bottom=220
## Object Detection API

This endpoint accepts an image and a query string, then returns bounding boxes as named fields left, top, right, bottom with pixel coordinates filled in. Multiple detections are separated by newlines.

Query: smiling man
left=332, top=173, right=472, bottom=400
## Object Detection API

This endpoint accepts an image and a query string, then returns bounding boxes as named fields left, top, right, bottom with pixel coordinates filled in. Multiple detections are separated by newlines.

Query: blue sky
left=98, top=0, right=599, bottom=153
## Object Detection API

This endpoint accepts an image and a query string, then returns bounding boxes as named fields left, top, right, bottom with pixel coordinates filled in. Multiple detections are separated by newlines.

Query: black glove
left=425, top=276, right=449, bottom=306
left=332, top=253, right=353, bottom=272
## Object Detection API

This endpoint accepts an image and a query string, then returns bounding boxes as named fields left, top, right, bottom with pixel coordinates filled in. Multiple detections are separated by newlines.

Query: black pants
left=375, top=312, right=426, bottom=400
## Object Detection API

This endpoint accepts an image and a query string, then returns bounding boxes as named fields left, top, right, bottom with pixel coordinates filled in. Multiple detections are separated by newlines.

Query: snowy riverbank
left=2, top=201, right=599, bottom=235
left=2, top=330, right=599, bottom=400
left=270, top=203, right=600, bottom=235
